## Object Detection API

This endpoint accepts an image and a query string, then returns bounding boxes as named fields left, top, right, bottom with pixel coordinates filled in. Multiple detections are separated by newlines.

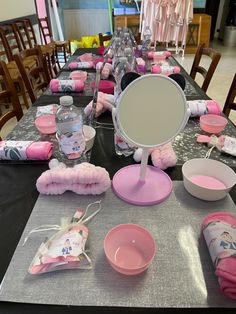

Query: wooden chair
left=190, top=44, right=221, bottom=93
left=14, top=46, right=50, bottom=104
left=0, top=26, right=32, bottom=108
left=38, top=16, right=71, bottom=64
left=0, top=60, right=23, bottom=140
left=222, top=74, right=236, bottom=118
left=99, top=33, right=112, bottom=47
left=13, top=19, right=59, bottom=79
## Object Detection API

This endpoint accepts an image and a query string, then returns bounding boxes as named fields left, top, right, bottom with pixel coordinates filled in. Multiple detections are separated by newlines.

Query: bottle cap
left=60, top=96, right=73, bottom=106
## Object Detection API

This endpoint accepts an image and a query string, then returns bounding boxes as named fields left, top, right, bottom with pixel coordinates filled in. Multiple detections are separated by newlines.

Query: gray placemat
left=1, top=182, right=236, bottom=308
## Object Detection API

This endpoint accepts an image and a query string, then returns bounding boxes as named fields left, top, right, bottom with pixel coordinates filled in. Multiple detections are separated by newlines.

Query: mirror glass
left=116, top=74, right=188, bottom=148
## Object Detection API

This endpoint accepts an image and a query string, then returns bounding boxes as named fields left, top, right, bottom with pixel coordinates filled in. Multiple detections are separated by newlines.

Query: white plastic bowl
left=83, top=125, right=96, bottom=151
left=182, top=158, right=236, bottom=201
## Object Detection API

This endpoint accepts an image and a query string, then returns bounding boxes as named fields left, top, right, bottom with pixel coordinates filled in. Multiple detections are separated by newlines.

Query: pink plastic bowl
left=69, top=71, right=87, bottom=82
left=200, top=114, right=228, bottom=134
left=35, top=114, right=56, bottom=134
left=90, top=80, right=115, bottom=94
left=104, top=224, right=156, bottom=275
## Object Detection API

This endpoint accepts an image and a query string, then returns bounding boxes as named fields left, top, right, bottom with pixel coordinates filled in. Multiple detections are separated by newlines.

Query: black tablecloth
left=0, top=48, right=236, bottom=314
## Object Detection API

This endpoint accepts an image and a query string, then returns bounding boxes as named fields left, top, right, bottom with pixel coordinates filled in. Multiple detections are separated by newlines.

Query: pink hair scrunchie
left=133, top=142, right=177, bottom=170
left=36, top=159, right=111, bottom=195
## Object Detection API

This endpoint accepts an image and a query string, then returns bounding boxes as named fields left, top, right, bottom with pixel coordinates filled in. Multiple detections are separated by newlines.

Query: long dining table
left=0, top=48, right=236, bottom=313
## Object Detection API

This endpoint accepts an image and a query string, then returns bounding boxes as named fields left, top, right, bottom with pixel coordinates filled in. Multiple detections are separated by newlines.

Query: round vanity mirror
left=112, top=74, right=189, bottom=205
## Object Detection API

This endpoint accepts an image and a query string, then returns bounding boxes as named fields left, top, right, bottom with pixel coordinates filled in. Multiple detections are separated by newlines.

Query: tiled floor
left=1, top=39, right=236, bottom=139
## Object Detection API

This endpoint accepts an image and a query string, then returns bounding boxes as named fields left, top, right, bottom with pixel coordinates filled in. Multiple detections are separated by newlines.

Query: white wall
left=0, top=0, right=36, bottom=21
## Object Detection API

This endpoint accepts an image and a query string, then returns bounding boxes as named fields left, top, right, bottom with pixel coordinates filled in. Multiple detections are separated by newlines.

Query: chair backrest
left=0, top=60, right=23, bottom=139
left=13, top=20, right=33, bottom=50
left=99, top=33, right=112, bottom=47
left=0, top=24, right=22, bottom=61
left=23, top=19, right=38, bottom=47
left=0, top=28, right=11, bottom=62
left=190, top=44, right=221, bottom=93
left=38, top=17, right=53, bottom=45
left=14, top=46, right=50, bottom=103
left=223, top=73, right=236, bottom=117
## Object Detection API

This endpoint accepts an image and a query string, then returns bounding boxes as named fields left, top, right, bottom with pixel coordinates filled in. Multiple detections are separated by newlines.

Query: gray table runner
left=1, top=182, right=236, bottom=307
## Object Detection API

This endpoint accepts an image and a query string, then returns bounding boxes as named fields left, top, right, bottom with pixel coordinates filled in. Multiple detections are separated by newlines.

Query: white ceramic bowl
left=182, top=158, right=236, bottom=201
left=83, top=125, right=96, bottom=151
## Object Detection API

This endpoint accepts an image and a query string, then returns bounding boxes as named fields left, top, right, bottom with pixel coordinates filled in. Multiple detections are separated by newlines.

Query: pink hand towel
left=96, top=62, right=113, bottom=79
left=78, top=53, right=93, bottom=62
left=0, top=141, right=53, bottom=160
left=68, top=61, right=94, bottom=69
left=36, top=159, right=111, bottom=195
left=202, top=212, right=236, bottom=299
left=50, top=79, right=84, bottom=93
left=188, top=100, right=222, bottom=117
left=147, top=51, right=171, bottom=60
left=151, top=65, right=180, bottom=75
left=84, top=92, right=115, bottom=118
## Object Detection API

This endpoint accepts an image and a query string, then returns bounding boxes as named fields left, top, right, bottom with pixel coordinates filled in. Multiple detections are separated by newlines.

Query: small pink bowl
left=200, top=114, right=228, bottom=134
left=104, top=224, right=156, bottom=275
left=35, top=114, right=56, bottom=134
left=69, top=71, right=87, bottom=82
left=90, top=80, right=115, bottom=94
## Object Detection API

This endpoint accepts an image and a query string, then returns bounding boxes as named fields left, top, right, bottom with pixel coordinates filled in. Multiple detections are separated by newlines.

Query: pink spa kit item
left=84, top=92, right=115, bottom=118
left=151, top=65, right=180, bottom=75
left=90, top=80, right=115, bottom=95
left=36, top=159, right=111, bottom=195
left=104, top=223, right=156, bottom=275
left=25, top=201, right=102, bottom=275
left=147, top=51, right=171, bottom=60
left=187, top=100, right=222, bottom=117
left=68, top=61, right=94, bottom=69
left=0, top=141, right=53, bottom=160
left=202, top=212, right=236, bottom=299
left=133, top=142, right=177, bottom=170
left=197, top=134, right=236, bottom=157
left=50, top=79, right=85, bottom=93
left=78, top=53, right=93, bottom=62
left=69, top=71, right=88, bottom=82
left=96, top=62, right=113, bottom=79
left=200, top=114, right=228, bottom=134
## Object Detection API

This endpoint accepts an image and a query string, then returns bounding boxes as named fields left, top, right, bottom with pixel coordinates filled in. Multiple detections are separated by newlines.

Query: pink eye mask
left=36, top=159, right=111, bottom=195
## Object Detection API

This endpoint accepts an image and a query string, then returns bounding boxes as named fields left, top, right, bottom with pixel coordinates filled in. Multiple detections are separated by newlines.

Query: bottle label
left=58, top=118, right=85, bottom=158
left=0, top=141, right=33, bottom=160
left=187, top=100, right=207, bottom=117
left=203, top=221, right=236, bottom=267
left=222, top=136, right=236, bottom=156
left=58, top=80, right=76, bottom=92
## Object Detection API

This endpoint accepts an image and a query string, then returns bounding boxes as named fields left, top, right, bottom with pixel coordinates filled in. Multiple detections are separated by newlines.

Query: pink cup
left=104, top=224, right=156, bottom=275
left=90, top=80, right=115, bottom=94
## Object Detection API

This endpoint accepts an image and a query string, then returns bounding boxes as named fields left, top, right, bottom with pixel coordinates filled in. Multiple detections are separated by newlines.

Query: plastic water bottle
left=112, top=38, right=124, bottom=70
left=56, top=96, right=85, bottom=160
left=113, top=57, right=130, bottom=99
left=124, top=47, right=136, bottom=71
left=141, top=26, right=152, bottom=58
